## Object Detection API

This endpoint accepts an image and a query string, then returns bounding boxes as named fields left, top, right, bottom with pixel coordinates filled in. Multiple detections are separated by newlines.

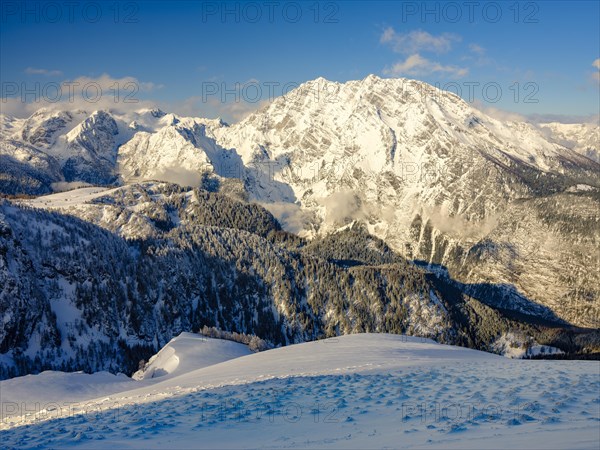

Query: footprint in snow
left=542, top=416, right=560, bottom=424
left=506, top=418, right=522, bottom=426
left=447, top=423, right=467, bottom=433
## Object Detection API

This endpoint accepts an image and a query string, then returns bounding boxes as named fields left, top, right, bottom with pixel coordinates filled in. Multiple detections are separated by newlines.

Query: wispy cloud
left=461, top=43, right=495, bottom=67
left=468, top=44, right=486, bottom=56
left=1, top=74, right=161, bottom=117
left=592, top=58, right=600, bottom=82
left=207, top=97, right=272, bottom=122
left=66, top=74, right=163, bottom=92
left=383, top=54, right=468, bottom=78
left=170, top=78, right=271, bottom=122
left=472, top=100, right=599, bottom=125
left=24, top=67, right=63, bottom=76
left=472, top=100, right=527, bottom=122
left=380, top=28, right=461, bottom=54
left=380, top=28, right=466, bottom=79
left=526, top=112, right=599, bottom=124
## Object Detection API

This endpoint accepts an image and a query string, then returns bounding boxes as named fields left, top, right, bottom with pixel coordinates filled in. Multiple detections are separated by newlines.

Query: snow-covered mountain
left=1, top=75, right=599, bottom=330
left=116, top=114, right=236, bottom=184
left=216, top=76, right=600, bottom=327
left=1, top=108, right=231, bottom=194
left=539, top=121, right=599, bottom=163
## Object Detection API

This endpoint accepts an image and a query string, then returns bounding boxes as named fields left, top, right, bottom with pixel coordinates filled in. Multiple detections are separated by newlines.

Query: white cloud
left=526, top=112, right=600, bottom=125
left=471, top=100, right=599, bottom=125
left=379, top=29, right=467, bottom=79
left=468, top=44, right=485, bottom=56
left=162, top=95, right=205, bottom=118
left=319, top=190, right=365, bottom=226
left=592, top=59, right=600, bottom=82
left=421, top=203, right=499, bottom=240
left=260, top=202, right=315, bottom=235
left=2, top=72, right=271, bottom=124
left=380, top=28, right=460, bottom=54
left=1, top=74, right=161, bottom=118
left=160, top=95, right=272, bottom=124
left=163, top=78, right=272, bottom=123
left=207, top=97, right=272, bottom=122
left=65, top=74, right=163, bottom=93
left=461, top=46, right=494, bottom=68
left=151, top=166, right=203, bottom=187
left=383, top=54, right=468, bottom=78
left=24, top=67, right=63, bottom=76
left=472, top=100, right=527, bottom=122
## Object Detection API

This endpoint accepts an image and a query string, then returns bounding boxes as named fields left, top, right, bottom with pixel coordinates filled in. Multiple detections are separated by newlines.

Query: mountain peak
left=362, top=73, right=382, bottom=83
left=150, top=108, right=166, bottom=118
left=135, top=107, right=167, bottom=118
left=311, top=76, right=331, bottom=84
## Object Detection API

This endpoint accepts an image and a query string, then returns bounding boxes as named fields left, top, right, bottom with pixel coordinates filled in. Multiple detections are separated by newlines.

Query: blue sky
left=1, top=1, right=598, bottom=122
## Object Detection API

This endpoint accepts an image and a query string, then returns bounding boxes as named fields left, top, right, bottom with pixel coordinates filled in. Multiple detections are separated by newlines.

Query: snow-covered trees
left=198, top=326, right=272, bottom=352
left=1, top=184, right=597, bottom=379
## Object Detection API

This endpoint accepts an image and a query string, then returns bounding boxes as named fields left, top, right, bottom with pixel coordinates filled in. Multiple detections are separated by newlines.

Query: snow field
left=1, top=334, right=599, bottom=449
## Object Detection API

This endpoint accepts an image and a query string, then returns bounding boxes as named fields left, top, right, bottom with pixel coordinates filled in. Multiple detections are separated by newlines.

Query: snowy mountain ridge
left=1, top=75, right=599, bottom=329
left=539, top=121, right=600, bottom=163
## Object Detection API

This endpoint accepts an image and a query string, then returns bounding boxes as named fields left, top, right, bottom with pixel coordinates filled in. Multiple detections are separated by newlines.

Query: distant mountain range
left=1, top=75, right=598, bottom=378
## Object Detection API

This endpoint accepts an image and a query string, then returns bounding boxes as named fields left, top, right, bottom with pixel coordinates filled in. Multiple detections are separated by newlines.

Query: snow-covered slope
left=17, top=109, right=87, bottom=149
left=1, top=334, right=598, bottom=449
left=116, top=115, right=234, bottom=183
left=0, top=332, right=251, bottom=416
left=0, top=138, right=63, bottom=195
left=0, top=371, right=136, bottom=418
left=217, top=76, right=598, bottom=211
left=132, top=333, right=252, bottom=380
left=22, top=186, right=118, bottom=208
left=539, top=122, right=599, bottom=163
